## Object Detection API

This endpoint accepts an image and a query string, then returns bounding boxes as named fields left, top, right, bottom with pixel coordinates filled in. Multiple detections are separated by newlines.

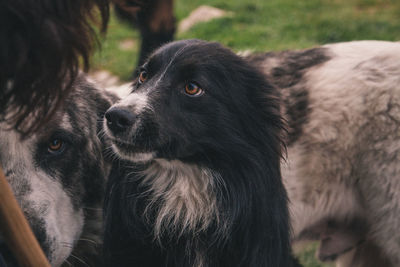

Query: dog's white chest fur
left=139, top=159, right=219, bottom=238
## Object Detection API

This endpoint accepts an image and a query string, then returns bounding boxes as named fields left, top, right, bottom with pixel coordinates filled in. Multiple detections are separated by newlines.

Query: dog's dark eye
left=48, top=139, right=65, bottom=154
left=139, top=70, right=148, bottom=84
left=184, top=82, right=203, bottom=97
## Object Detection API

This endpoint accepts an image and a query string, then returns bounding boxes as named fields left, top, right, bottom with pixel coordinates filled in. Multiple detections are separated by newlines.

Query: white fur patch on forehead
left=153, top=43, right=190, bottom=88
left=115, top=92, right=150, bottom=115
left=60, top=113, right=73, bottom=132
left=140, top=159, right=220, bottom=240
left=106, top=82, right=133, bottom=98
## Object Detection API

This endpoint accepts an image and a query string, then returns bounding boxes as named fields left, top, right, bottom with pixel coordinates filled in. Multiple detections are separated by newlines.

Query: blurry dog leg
left=337, top=241, right=392, bottom=267
left=114, top=0, right=176, bottom=72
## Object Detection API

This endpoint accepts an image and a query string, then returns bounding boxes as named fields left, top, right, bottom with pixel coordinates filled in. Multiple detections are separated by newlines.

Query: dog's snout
left=105, top=107, right=136, bottom=134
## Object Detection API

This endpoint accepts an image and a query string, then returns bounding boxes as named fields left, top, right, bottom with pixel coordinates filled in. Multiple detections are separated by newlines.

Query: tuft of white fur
left=111, top=144, right=155, bottom=163
left=139, top=159, right=220, bottom=240
left=106, top=82, right=133, bottom=98
left=114, top=91, right=150, bottom=114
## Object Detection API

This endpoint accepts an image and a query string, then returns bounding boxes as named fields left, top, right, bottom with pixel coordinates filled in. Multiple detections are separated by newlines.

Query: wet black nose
left=105, top=107, right=136, bottom=134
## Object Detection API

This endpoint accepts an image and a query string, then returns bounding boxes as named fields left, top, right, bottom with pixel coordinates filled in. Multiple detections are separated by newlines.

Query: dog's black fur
left=0, top=0, right=109, bottom=135
left=103, top=40, right=300, bottom=267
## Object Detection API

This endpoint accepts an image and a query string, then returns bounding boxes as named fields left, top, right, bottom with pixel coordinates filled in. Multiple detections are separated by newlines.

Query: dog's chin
left=111, top=142, right=155, bottom=163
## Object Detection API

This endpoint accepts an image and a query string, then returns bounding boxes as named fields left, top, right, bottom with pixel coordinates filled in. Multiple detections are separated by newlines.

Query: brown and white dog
left=248, top=40, right=400, bottom=267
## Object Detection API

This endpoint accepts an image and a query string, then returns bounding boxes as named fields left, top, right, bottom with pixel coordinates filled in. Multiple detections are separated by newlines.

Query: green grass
left=92, top=14, right=141, bottom=80
left=178, top=0, right=400, bottom=49
left=92, top=0, right=400, bottom=81
left=91, top=0, right=400, bottom=265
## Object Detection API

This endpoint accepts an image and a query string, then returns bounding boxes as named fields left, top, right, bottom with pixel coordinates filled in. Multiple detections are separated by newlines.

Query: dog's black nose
left=105, top=107, right=136, bottom=134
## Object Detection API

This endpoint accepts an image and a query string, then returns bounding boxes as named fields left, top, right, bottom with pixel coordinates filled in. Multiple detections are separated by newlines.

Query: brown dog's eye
left=184, top=82, right=203, bottom=97
left=139, top=71, right=148, bottom=84
left=48, top=139, right=64, bottom=153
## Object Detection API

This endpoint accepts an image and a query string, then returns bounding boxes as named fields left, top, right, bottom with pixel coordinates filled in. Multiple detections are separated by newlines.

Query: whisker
left=60, top=241, right=73, bottom=246
left=78, top=238, right=98, bottom=246
left=70, top=254, right=90, bottom=267
left=63, top=259, right=73, bottom=266
left=97, top=127, right=107, bottom=139
left=82, top=207, right=102, bottom=211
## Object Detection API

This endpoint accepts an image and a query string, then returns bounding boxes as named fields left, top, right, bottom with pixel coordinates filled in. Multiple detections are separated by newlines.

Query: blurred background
left=91, top=0, right=400, bottom=265
left=92, top=0, right=400, bottom=83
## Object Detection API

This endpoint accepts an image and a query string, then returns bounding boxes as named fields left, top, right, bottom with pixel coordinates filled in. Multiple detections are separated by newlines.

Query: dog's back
left=250, top=40, right=400, bottom=266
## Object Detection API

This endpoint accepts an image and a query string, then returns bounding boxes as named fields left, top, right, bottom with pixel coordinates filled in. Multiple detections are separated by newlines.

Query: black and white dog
left=247, top=40, right=400, bottom=267
left=103, top=40, right=299, bottom=266
left=104, top=39, right=400, bottom=267
left=0, top=75, right=115, bottom=266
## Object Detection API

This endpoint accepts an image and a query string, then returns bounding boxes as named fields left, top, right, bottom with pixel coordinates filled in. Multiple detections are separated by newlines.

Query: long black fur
left=103, top=40, right=300, bottom=267
left=0, top=0, right=109, bottom=135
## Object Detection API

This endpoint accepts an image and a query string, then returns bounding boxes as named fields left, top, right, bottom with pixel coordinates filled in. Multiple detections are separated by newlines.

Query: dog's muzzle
left=105, top=107, right=136, bottom=135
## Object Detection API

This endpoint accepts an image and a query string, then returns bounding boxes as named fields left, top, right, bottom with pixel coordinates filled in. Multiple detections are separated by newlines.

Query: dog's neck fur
left=139, top=159, right=221, bottom=240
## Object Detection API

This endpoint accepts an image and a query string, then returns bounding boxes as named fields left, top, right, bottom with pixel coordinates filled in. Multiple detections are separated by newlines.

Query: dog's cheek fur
left=154, top=98, right=223, bottom=160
